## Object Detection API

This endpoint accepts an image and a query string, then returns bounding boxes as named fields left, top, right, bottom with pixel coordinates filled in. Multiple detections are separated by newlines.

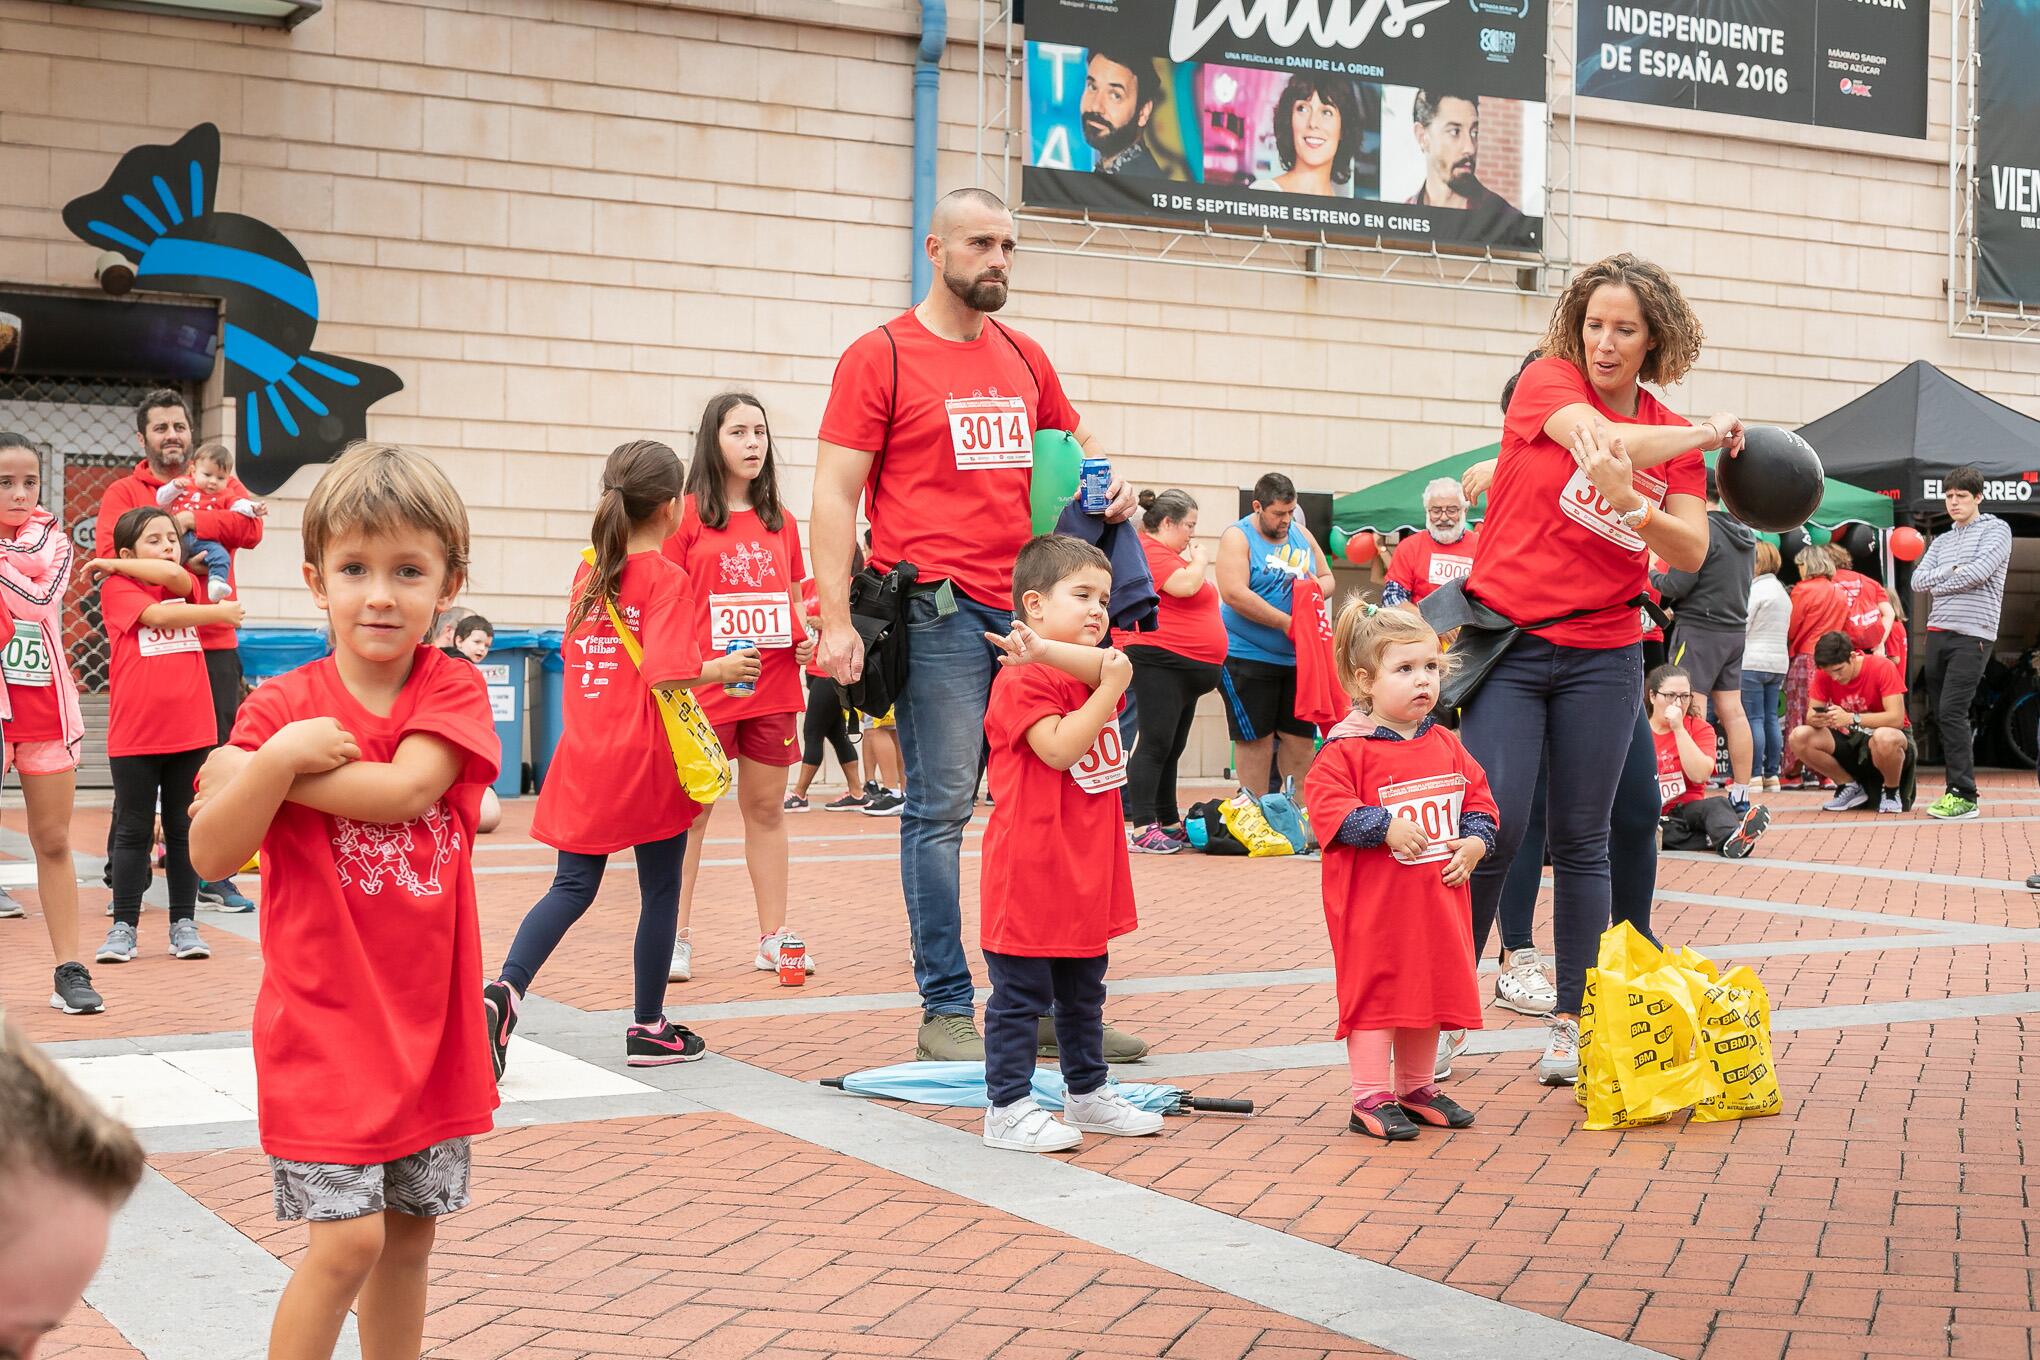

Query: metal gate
left=0, top=375, right=167, bottom=788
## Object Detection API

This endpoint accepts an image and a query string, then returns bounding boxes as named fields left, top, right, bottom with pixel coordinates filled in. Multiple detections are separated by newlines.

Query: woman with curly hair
left=1252, top=75, right=1365, bottom=197
left=1456, top=253, right=1745, bottom=1088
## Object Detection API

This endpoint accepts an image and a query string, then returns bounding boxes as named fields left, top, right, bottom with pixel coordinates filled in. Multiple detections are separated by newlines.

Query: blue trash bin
left=533, top=643, right=565, bottom=791
left=478, top=629, right=557, bottom=797
left=237, top=628, right=331, bottom=682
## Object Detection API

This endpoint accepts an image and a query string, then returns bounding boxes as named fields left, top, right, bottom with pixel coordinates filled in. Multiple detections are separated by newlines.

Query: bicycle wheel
left=2003, top=690, right=2040, bottom=770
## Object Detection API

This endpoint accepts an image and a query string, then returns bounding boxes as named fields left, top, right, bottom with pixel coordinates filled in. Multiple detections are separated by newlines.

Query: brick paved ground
left=17, top=767, right=2040, bottom=1360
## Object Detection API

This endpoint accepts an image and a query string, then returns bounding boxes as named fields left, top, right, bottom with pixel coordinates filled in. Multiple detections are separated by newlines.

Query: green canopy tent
left=1330, top=442, right=1894, bottom=547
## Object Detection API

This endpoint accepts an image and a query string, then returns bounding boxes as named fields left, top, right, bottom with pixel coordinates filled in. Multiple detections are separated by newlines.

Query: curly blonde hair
left=1540, top=253, right=1704, bottom=387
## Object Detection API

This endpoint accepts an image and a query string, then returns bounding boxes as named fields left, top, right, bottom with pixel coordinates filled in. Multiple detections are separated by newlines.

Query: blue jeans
left=1495, top=705, right=1661, bottom=956
left=181, top=530, right=230, bottom=587
left=894, top=591, right=1010, bottom=1016
left=1462, top=635, right=1643, bottom=1016
left=1740, top=669, right=1784, bottom=778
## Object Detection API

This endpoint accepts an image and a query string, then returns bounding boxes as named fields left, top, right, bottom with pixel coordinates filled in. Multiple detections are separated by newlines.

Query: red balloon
left=1889, top=526, right=1925, bottom=562
left=1343, top=530, right=1378, bottom=566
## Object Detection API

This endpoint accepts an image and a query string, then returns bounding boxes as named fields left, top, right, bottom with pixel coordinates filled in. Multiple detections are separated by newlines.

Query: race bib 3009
left=1559, top=467, right=1669, bottom=551
left=945, top=393, right=1032, bottom=470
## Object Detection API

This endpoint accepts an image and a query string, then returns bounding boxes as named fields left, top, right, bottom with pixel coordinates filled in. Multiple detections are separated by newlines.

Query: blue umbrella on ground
left=821, top=1061, right=1253, bottom=1115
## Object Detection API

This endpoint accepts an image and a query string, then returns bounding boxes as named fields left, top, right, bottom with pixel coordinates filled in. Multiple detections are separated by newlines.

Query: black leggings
left=500, top=831, right=687, bottom=1025
left=1125, top=647, right=1221, bottom=826
left=110, top=746, right=208, bottom=927
left=799, top=673, right=857, bottom=769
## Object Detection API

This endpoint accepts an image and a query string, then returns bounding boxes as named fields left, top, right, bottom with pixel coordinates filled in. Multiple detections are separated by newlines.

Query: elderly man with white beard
left=1381, top=478, right=1479, bottom=606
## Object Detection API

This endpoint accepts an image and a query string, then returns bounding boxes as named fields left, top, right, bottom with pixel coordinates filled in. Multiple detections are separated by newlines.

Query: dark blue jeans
left=983, top=950, right=1108, bottom=1108
left=1462, top=635, right=1643, bottom=1016
left=1740, top=669, right=1785, bottom=778
left=1495, top=704, right=1660, bottom=955
left=501, top=832, right=687, bottom=1025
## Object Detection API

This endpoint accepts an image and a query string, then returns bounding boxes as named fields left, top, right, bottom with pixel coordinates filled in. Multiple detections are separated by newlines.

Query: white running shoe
left=668, top=930, right=692, bottom=983
left=0, top=886, right=24, bottom=919
left=983, top=1097, right=1082, bottom=1153
left=1494, top=947, right=1557, bottom=1016
left=754, top=930, right=816, bottom=973
left=1062, top=1086, right=1164, bottom=1137
left=1538, top=1016, right=1580, bottom=1087
left=1434, top=1028, right=1470, bottom=1080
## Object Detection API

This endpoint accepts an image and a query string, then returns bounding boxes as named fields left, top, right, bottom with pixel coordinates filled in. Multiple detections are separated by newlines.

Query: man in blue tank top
left=1216, top=472, right=1336, bottom=796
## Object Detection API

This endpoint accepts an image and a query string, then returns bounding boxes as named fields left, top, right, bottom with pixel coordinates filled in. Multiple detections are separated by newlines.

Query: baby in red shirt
left=189, top=444, right=497, bottom=1360
left=978, top=535, right=1165, bottom=1154
left=153, top=441, right=264, bottom=601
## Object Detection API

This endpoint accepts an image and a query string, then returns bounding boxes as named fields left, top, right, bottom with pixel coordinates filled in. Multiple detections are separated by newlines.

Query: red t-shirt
left=1787, top=578, right=1851, bottom=658
left=1811, top=654, right=1909, bottom=728
left=818, top=310, right=1081, bottom=610
left=1831, top=569, right=1889, bottom=652
left=1651, top=713, right=1716, bottom=811
left=1112, top=534, right=1226, bottom=664
left=95, top=463, right=262, bottom=651
left=532, top=553, right=704, bottom=855
left=663, top=499, right=806, bottom=723
left=1301, top=724, right=1493, bottom=1035
left=229, top=649, right=499, bottom=1163
left=101, top=575, right=215, bottom=758
left=1289, top=576, right=1345, bottom=733
left=980, top=665, right=1136, bottom=957
left=1465, top=358, right=1705, bottom=648
left=1386, top=529, right=1479, bottom=603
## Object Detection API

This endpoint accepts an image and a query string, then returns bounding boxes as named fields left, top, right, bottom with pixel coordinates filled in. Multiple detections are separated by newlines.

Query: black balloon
left=1717, top=426, right=1825, bottom=533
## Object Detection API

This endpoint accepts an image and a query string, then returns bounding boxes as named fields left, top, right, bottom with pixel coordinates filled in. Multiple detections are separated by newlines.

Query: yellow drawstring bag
left=585, top=550, right=730, bottom=805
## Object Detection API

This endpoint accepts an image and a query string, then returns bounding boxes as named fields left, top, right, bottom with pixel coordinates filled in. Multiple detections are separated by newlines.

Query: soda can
left=1078, top=456, right=1112, bottom=514
left=723, top=639, right=756, bottom=697
left=776, top=933, right=807, bottom=986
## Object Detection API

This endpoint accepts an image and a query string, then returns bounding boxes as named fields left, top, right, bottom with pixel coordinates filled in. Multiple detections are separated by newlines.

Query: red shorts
left=711, top=709, right=800, bottom=767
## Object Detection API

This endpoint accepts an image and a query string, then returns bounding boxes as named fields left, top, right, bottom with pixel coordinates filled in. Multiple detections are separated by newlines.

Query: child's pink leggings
left=1346, top=1027, right=1439, bottom=1104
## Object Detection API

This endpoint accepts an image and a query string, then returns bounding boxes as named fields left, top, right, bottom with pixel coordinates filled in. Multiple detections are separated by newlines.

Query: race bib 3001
left=945, top=393, right=1033, bottom=470
left=710, top=592, right=793, bottom=650
left=1379, top=773, right=1466, bottom=865
left=1559, top=467, right=1669, bottom=551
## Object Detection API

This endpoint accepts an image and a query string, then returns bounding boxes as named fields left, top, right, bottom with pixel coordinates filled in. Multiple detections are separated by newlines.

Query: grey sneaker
left=1823, top=782, right=1869, bottom=812
left=1537, top=1016, right=1580, bottom=1087
left=1435, top=1028, right=1470, bottom=1080
left=50, top=961, right=104, bottom=1015
left=916, top=1012, right=985, bottom=1062
left=168, top=919, right=211, bottom=960
left=0, top=886, right=24, bottom=918
left=95, top=922, right=138, bottom=964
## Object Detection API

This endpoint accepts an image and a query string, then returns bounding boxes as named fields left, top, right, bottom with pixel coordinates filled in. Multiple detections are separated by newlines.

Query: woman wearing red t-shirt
left=1115, top=490, right=1227, bottom=853
left=1782, top=547, right=1850, bottom=785
left=665, top=393, right=818, bottom=983
left=1458, top=253, right=1744, bottom=1087
left=88, top=507, right=243, bottom=970
left=484, top=439, right=757, bottom=1073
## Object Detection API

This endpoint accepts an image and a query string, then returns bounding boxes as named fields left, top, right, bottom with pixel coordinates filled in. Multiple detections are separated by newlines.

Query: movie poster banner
left=1021, top=0, right=1549, bottom=255
left=1574, top=0, right=1927, bottom=139
left=1977, top=0, right=2040, bottom=307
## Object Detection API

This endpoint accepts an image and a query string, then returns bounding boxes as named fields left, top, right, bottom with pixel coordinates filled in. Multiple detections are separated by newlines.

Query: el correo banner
left=1574, top=0, right=1928, bottom=139
left=1020, top=0, right=1551, bottom=256
left=1976, top=0, right=2040, bottom=307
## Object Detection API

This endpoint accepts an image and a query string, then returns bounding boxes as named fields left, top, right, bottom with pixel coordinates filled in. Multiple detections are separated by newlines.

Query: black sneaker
left=860, top=787, right=905, bottom=817
left=1721, top=804, right=1773, bottom=859
left=481, top=979, right=519, bottom=1082
left=2029, top=871, right=2040, bottom=891
left=50, top=961, right=104, bottom=1015
left=822, top=789, right=868, bottom=811
left=1397, top=1085, right=1476, bottom=1129
left=1348, top=1098, right=1420, bottom=1141
left=626, top=1018, right=707, bottom=1066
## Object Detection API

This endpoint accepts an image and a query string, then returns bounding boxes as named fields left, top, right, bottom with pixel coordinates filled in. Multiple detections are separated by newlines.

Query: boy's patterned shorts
left=270, top=1136, right=472, bottom=1222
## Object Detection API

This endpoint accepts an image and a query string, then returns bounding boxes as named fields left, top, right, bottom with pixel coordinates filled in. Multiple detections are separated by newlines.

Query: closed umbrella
left=821, top=1061, right=1252, bottom=1115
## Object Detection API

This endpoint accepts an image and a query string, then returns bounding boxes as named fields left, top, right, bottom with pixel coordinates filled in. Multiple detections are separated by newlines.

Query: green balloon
left=1805, top=525, right=1832, bottom=545
left=1330, top=526, right=1350, bottom=557
left=1030, top=429, right=1084, bottom=534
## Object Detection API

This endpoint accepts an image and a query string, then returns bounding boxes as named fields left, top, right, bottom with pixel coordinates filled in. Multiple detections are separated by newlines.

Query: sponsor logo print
left=1480, top=25, right=1517, bottom=58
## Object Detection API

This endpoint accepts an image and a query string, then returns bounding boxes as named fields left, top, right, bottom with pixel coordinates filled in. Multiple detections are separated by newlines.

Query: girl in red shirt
left=1303, top=604, right=1496, bottom=1142
left=1783, top=547, right=1850, bottom=785
left=665, top=394, right=817, bottom=982
left=484, top=439, right=755, bottom=1073
left=88, top=507, right=243, bottom=968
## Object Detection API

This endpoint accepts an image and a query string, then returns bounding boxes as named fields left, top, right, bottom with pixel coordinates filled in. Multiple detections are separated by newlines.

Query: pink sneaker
left=1129, top=824, right=1184, bottom=855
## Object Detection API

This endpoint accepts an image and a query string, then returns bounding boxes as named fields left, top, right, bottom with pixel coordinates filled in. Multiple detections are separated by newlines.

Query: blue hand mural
left=62, top=123, right=403, bottom=495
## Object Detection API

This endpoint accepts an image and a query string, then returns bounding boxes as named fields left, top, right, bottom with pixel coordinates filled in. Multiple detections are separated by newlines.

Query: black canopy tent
left=1797, top=360, right=2040, bottom=525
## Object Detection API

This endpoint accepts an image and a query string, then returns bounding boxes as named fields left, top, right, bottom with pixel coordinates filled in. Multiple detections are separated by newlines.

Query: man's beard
left=1445, top=158, right=1480, bottom=197
left=942, top=268, right=1007, bottom=313
left=150, top=444, right=188, bottom=475
left=1082, top=114, right=1139, bottom=157
left=1429, top=520, right=1466, bottom=545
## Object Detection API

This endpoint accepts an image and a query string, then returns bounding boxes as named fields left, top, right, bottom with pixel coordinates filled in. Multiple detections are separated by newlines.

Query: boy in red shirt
left=1788, top=631, right=1916, bottom=814
left=978, top=535, right=1164, bottom=1153
left=189, top=443, right=499, bottom=1360
left=1646, top=664, right=1770, bottom=858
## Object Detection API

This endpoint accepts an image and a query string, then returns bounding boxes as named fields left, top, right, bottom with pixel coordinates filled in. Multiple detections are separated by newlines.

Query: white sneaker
left=753, top=930, right=816, bottom=973
left=1494, top=947, right=1556, bottom=1016
left=1537, top=1016, right=1580, bottom=1087
left=0, top=886, right=24, bottom=919
left=983, top=1097, right=1082, bottom=1153
left=1062, top=1086, right=1164, bottom=1137
left=1434, top=1028, right=1469, bottom=1080
left=668, top=930, right=692, bottom=983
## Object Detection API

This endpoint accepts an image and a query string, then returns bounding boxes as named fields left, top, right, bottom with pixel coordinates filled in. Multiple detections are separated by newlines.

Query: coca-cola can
left=776, top=933, right=807, bottom=986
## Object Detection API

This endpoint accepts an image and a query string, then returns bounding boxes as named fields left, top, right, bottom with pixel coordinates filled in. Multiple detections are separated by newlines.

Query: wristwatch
left=1615, top=501, right=1652, bottom=531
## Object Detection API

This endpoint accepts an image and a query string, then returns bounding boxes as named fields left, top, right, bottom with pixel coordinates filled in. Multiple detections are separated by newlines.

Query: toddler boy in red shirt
left=189, top=443, right=498, bottom=1360
left=978, top=535, right=1165, bottom=1153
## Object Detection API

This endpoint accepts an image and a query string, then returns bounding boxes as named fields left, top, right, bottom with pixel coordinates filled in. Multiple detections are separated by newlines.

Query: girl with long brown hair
left=482, top=439, right=758, bottom=1073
